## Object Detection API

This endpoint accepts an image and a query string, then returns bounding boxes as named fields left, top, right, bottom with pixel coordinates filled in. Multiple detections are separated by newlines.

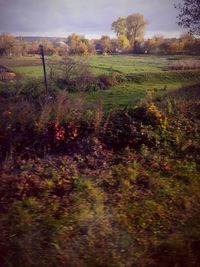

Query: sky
left=0, top=0, right=184, bottom=38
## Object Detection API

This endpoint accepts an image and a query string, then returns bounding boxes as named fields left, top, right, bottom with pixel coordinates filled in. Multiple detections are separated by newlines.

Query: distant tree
left=27, top=41, right=39, bottom=55
left=144, top=35, right=173, bottom=54
left=19, top=40, right=29, bottom=56
left=13, top=40, right=23, bottom=56
left=175, top=0, right=200, bottom=35
left=179, top=33, right=198, bottom=53
left=111, top=17, right=127, bottom=37
left=66, top=33, right=89, bottom=55
left=144, top=37, right=157, bottom=53
left=40, top=39, right=57, bottom=56
left=126, top=14, right=147, bottom=49
left=117, top=35, right=130, bottom=51
left=87, top=40, right=96, bottom=54
left=180, top=33, right=194, bottom=50
left=187, top=38, right=200, bottom=54
left=109, top=38, right=118, bottom=53
left=99, top=36, right=112, bottom=54
left=143, top=33, right=200, bottom=55
left=53, top=40, right=68, bottom=56
left=57, top=45, right=68, bottom=56
left=111, top=13, right=147, bottom=53
left=168, top=39, right=184, bottom=54
left=66, top=33, right=81, bottom=44
left=0, top=33, right=16, bottom=56
left=76, top=42, right=88, bottom=55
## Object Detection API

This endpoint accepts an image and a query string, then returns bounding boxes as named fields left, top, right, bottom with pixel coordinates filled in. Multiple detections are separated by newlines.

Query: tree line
left=1, top=31, right=200, bottom=57
left=0, top=0, right=200, bottom=57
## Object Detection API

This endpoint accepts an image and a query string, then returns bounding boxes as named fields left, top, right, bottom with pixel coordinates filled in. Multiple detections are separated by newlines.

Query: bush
left=101, top=103, right=169, bottom=151
left=0, top=90, right=103, bottom=159
left=98, top=72, right=119, bottom=88
left=49, top=57, right=98, bottom=92
left=101, top=110, right=144, bottom=150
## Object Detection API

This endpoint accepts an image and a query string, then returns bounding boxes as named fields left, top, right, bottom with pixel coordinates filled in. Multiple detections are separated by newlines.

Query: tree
left=99, top=36, right=112, bottom=54
left=175, top=0, right=200, bottom=35
left=111, top=17, right=127, bottom=37
left=0, top=33, right=16, bottom=56
left=76, top=42, right=88, bottom=55
left=143, top=35, right=170, bottom=54
left=40, top=39, right=57, bottom=56
left=168, top=39, right=184, bottom=54
left=126, top=14, right=147, bottom=48
left=111, top=13, right=147, bottom=53
left=66, top=33, right=89, bottom=55
left=117, top=35, right=130, bottom=51
left=27, top=41, right=39, bottom=55
left=87, top=40, right=96, bottom=54
left=66, top=33, right=81, bottom=44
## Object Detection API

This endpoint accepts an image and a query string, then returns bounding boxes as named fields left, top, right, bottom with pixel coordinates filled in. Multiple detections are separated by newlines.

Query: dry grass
left=170, top=60, right=200, bottom=70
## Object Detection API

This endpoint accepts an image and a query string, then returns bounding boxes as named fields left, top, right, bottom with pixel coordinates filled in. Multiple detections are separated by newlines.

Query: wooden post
left=39, top=44, right=48, bottom=95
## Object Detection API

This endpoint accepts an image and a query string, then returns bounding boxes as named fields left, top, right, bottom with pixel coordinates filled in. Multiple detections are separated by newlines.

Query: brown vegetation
left=169, top=60, right=200, bottom=70
left=0, top=82, right=200, bottom=266
left=0, top=65, right=16, bottom=81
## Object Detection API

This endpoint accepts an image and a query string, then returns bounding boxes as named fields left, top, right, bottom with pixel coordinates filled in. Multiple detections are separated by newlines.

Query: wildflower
left=148, top=103, right=168, bottom=130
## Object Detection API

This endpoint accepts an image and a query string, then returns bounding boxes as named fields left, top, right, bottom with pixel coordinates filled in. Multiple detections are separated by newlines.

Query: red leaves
left=54, top=122, right=79, bottom=142
left=54, top=122, right=65, bottom=141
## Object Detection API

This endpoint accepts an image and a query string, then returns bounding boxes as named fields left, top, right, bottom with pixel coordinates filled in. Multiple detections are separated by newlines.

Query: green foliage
left=111, top=13, right=147, bottom=51
left=8, top=55, right=200, bottom=78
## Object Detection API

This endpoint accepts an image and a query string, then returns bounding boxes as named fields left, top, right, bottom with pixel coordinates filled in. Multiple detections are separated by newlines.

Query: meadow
left=2, top=54, right=200, bottom=110
left=3, top=54, right=200, bottom=76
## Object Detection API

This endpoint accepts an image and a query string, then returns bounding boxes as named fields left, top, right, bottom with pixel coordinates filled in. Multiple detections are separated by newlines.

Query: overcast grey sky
left=0, top=0, right=183, bottom=38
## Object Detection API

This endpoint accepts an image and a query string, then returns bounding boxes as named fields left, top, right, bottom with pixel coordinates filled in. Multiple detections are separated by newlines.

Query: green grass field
left=10, top=55, right=167, bottom=77
left=86, top=55, right=169, bottom=74
left=3, top=54, right=199, bottom=77
left=1, top=54, right=200, bottom=110
left=85, top=80, right=197, bottom=111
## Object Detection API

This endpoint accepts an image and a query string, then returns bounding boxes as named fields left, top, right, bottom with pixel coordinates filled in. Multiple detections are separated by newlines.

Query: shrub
left=101, top=110, right=143, bottom=150
left=49, top=57, right=98, bottom=92
left=101, top=102, right=170, bottom=151
left=0, top=89, right=103, bottom=159
left=98, top=72, right=119, bottom=88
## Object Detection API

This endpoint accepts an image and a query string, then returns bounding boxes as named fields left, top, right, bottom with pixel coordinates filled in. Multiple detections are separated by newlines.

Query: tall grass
left=169, top=60, right=200, bottom=70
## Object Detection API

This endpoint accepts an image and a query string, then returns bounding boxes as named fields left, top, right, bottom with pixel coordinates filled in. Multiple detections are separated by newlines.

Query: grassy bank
left=1, top=69, right=200, bottom=112
left=85, top=69, right=200, bottom=110
left=0, top=82, right=200, bottom=266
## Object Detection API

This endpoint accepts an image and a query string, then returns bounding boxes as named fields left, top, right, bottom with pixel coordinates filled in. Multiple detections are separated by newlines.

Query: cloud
left=0, top=0, right=182, bottom=36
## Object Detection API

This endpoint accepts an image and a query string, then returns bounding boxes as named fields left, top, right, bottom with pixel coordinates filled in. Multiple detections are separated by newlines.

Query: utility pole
left=39, top=44, right=48, bottom=95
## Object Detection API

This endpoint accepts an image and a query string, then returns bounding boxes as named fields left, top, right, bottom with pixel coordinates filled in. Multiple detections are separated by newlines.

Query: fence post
left=39, top=44, right=48, bottom=95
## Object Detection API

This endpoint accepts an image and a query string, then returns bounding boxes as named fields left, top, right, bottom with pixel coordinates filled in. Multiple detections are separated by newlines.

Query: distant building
left=55, top=41, right=68, bottom=47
